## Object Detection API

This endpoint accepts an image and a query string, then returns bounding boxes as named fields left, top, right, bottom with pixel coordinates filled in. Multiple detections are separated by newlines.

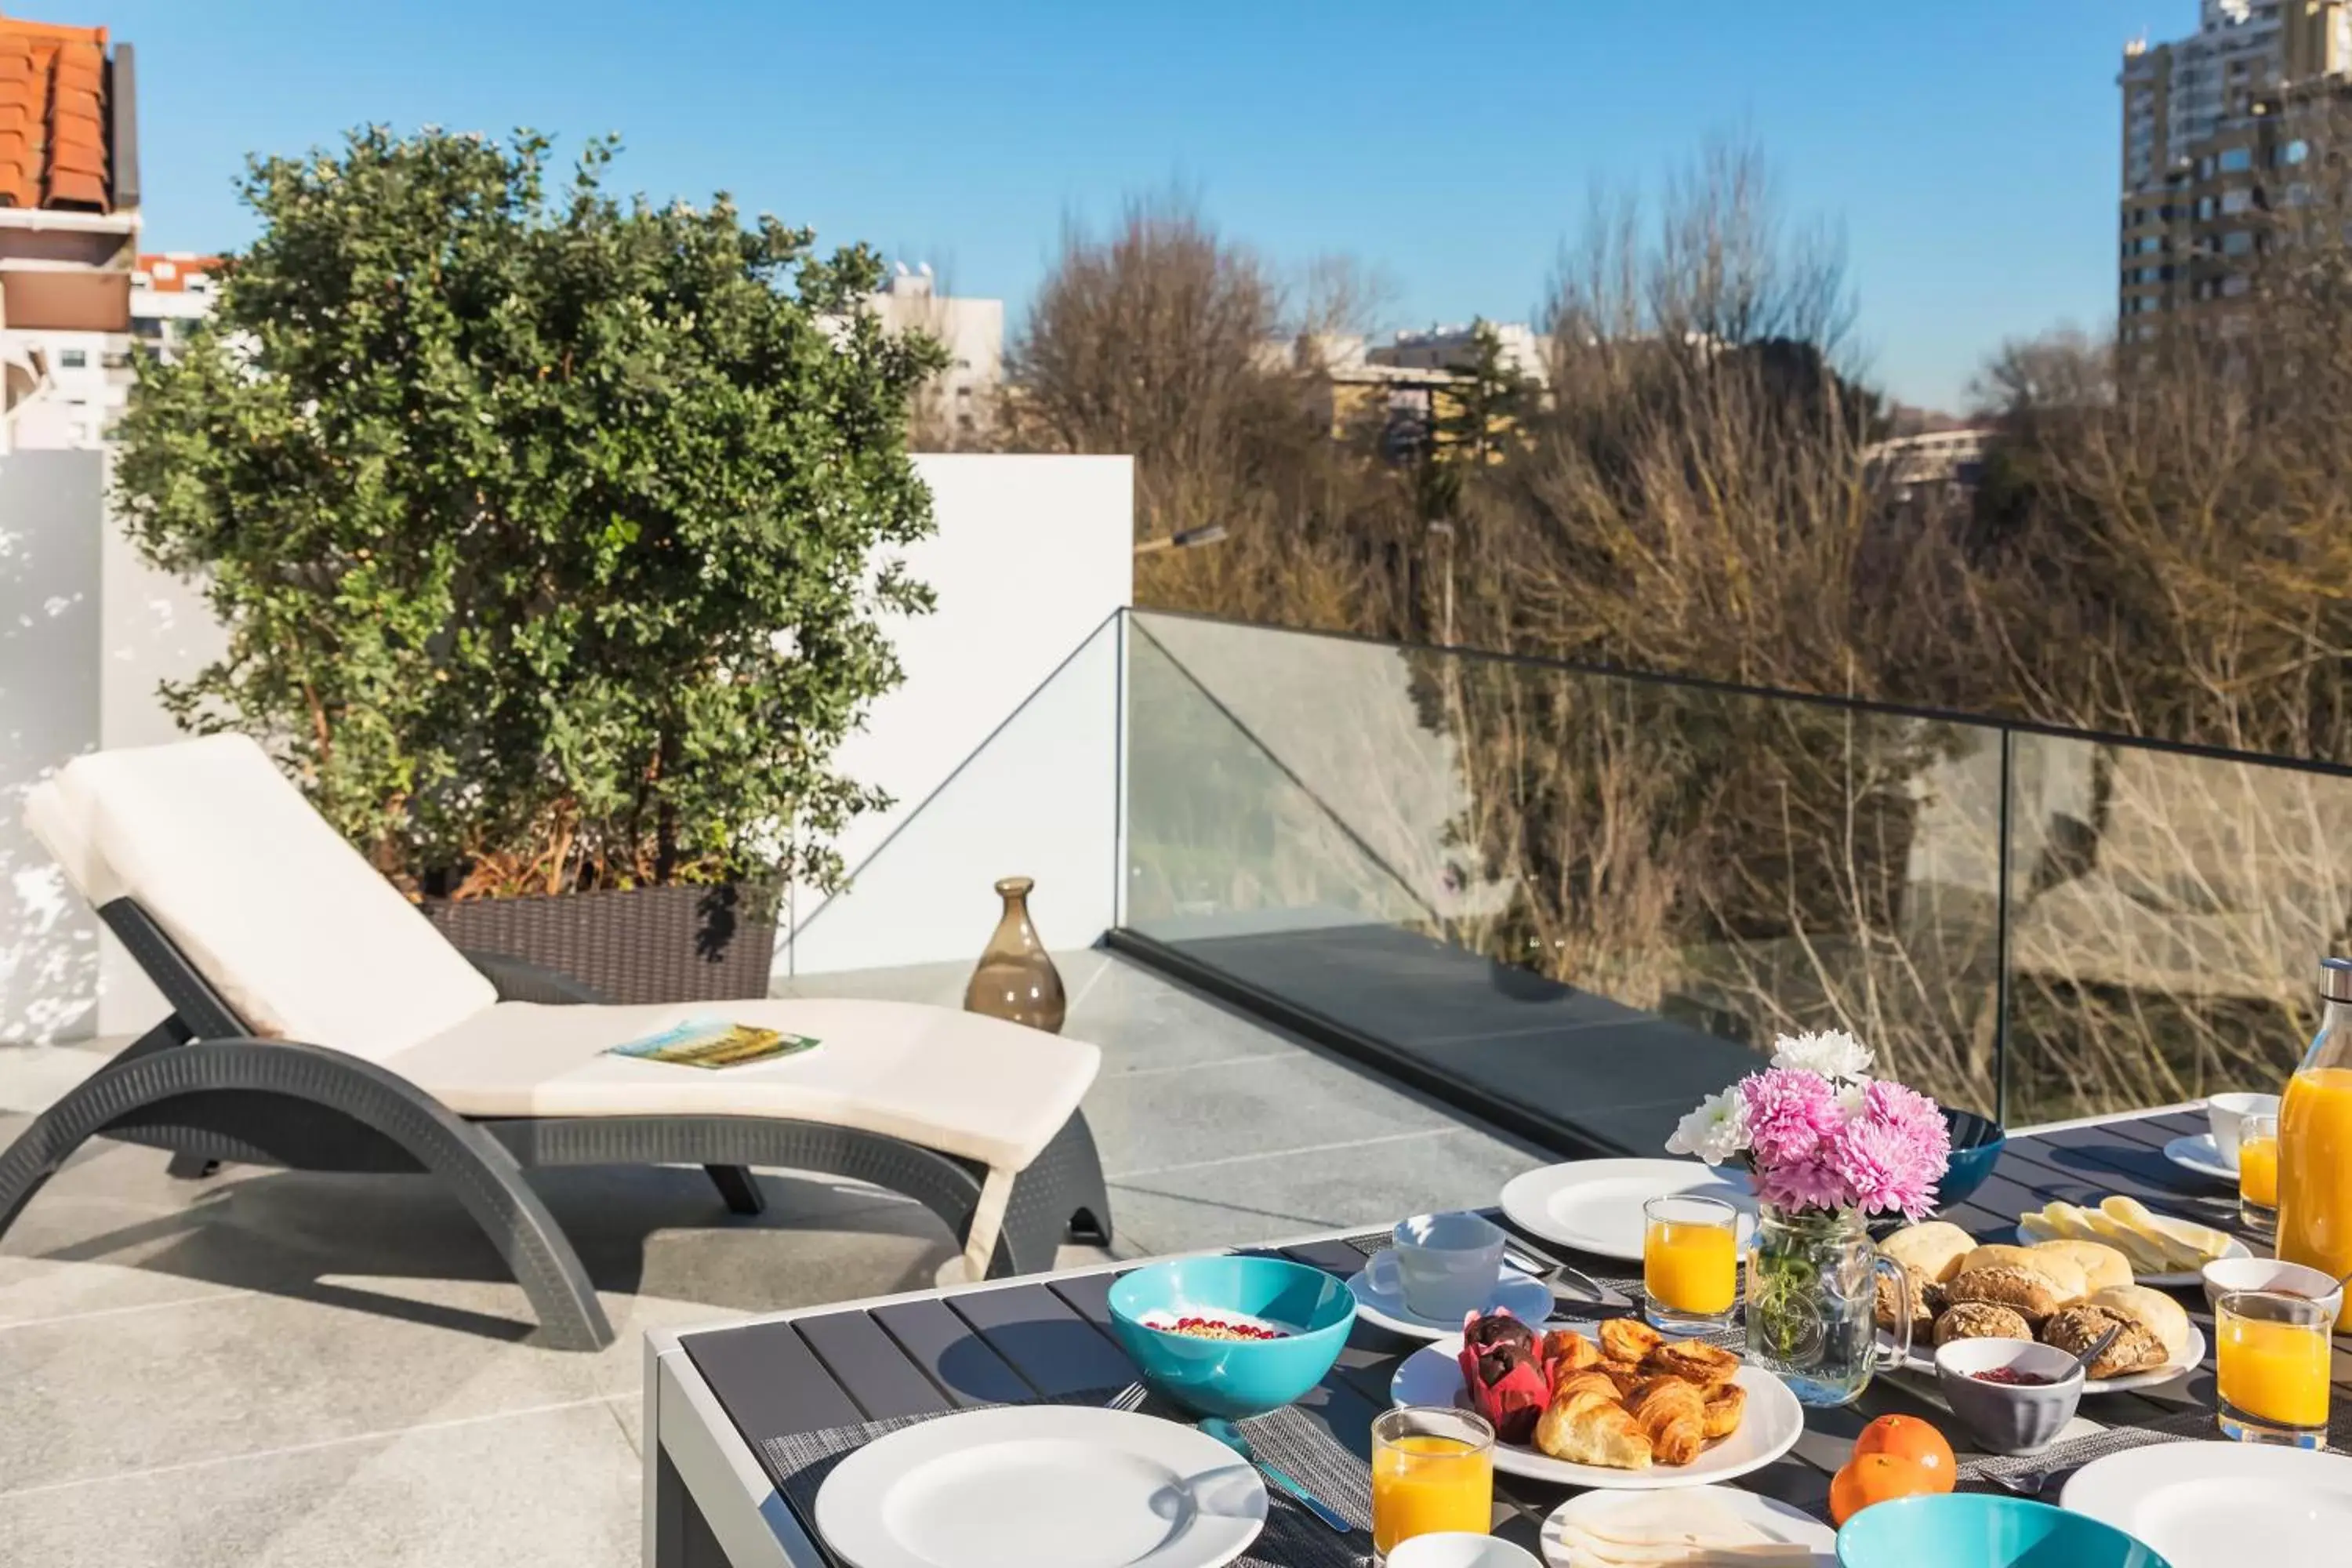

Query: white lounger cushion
left=389, top=997, right=1100, bottom=1174
left=25, top=735, right=497, bottom=1061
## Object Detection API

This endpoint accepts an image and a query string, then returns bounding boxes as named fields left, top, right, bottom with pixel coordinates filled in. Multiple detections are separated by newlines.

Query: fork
left=1102, top=1383, right=1149, bottom=1413
left=1984, top=1465, right=2060, bottom=1497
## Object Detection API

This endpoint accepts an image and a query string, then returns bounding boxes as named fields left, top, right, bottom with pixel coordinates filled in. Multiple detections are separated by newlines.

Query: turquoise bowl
left=1106, top=1256, right=1356, bottom=1418
left=1838, top=1495, right=2171, bottom=1568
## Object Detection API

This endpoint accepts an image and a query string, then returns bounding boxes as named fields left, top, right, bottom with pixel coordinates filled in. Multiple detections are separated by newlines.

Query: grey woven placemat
left=1957, top=1400, right=2352, bottom=1493
left=761, top=1385, right=1375, bottom=1568
left=1342, top=1230, right=1748, bottom=1350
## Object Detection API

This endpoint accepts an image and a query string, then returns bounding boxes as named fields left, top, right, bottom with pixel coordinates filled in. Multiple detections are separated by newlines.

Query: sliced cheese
left=2103, top=1196, right=2234, bottom=1269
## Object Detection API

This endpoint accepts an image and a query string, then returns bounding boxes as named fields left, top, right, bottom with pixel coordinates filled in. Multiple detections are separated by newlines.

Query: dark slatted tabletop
left=675, top=1109, right=2345, bottom=1561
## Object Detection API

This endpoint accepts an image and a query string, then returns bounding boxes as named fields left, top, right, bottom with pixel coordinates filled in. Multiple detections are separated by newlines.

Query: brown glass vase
left=964, top=876, right=1066, bottom=1033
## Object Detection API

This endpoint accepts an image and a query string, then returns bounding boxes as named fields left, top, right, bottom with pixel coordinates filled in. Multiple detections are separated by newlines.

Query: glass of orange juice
left=2217, top=1289, right=2331, bottom=1447
left=2239, top=1112, right=2280, bottom=1237
left=1644, top=1194, right=1740, bottom=1333
left=1370, top=1406, right=1493, bottom=1564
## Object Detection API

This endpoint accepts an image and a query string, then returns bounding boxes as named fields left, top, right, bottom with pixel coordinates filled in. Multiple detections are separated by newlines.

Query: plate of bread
left=1390, top=1312, right=1804, bottom=1490
left=1875, top=1218, right=2209, bottom=1392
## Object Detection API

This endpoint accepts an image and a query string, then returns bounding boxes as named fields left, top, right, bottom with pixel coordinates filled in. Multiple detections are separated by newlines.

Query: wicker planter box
left=424, top=882, right=781, bottom=1004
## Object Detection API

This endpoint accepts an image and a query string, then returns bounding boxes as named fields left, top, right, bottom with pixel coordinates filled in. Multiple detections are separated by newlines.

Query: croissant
left=1641, top=1338, right=1741, bottom=1388
left=1623, top=1377, right=1708, bottom=1465
left=1534, top=1388, right=1653, bottom=1471
left=1551, top=1370, right=1620, bottom=1404
left=1599, top=1318, right=1664, bottom=1365
left=1596, top=1359, right=1647, bottom=1397
left=1700, top=1380, right=1747, bottom=1440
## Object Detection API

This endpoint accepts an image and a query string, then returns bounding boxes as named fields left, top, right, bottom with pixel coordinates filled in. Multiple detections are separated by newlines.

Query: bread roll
left=1946, top=1265, right=2067, bottom=1322
left=1881, top=1221, right=1976, bottom=1284
left=2031, top=1239, right=2134, bottom=1295
left=1961, top=1244, right=2085, bottom=1304
left=1875, top=1263, right=1935, bottom=1340
left=1934, top=1301, right=2032, bottom=1345
left=2087, top=1284, right=2191, bottom=1363
left=2041, top=1305, right=2166, bottom=1377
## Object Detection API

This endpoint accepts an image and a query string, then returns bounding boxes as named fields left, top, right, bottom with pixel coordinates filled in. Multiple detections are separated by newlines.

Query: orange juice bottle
left=2277, top=956, right=2352, bottom=1330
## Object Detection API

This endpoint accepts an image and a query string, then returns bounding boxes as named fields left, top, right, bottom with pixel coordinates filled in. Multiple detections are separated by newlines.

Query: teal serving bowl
left=1106, top=1256, right=1356, bottom=1418
left=1838, top=1495, right=2170, bottom=1568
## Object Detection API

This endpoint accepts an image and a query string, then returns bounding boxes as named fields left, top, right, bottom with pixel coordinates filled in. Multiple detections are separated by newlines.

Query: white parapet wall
left=0, top=450, right=1131, bottom=1043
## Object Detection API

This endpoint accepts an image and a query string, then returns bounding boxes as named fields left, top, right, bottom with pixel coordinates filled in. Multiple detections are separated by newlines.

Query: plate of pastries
left=1388, top=1311, right=1806, bottom=1490
left=1875, top=1219, right=2205, bottom=1392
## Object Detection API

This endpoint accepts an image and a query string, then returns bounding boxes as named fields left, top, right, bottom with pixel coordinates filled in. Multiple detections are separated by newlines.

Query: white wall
left=0, top=451, right=1131, bottom=1039
left=0, top=452, right=105, bottom=1043
left=784, top=453, right=1134, bottom=974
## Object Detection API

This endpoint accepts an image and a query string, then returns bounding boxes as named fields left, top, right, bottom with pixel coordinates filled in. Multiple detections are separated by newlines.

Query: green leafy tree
left=113, top=126, right=947, bottom=897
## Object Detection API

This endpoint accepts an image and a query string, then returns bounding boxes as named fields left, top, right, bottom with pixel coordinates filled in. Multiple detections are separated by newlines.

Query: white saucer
left=2164, top=1132, right=2240, bottom=1183
left=1347, top=1254, right=1555, bottom=1339
left=1500, top=1160, right=1758, bottom=1261
left=812, top=1406, right=1268, bottom=1568
left=1541, top=1485, right=1835, bottom=1566
left=2062, top=1440, right=2352, bottom=1567
left=1392, top=1329, right=1804, bottom=1490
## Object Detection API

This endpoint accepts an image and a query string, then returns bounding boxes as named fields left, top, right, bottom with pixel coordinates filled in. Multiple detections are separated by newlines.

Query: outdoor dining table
left=641, top=1102, right=2351, bottom=1567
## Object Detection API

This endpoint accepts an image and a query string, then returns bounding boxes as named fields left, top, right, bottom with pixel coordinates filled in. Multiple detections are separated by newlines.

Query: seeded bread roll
left=2031, top=1240, right=2135, bottom=1296
left=1960, top=1244, right=2085, bottom=1304
left=1934, top=1301, right=2033, bottom=1345
left=2041, top=1304, right=2167, bottom=1377
left=2086, top=1284, right=2190, bottom=1363
left=1945, top=1264, right=2067, bottom=1323
left=1874, top=1263, right=1935, bottom=1341
left=1880, top=1221, right=1977, bottom=1285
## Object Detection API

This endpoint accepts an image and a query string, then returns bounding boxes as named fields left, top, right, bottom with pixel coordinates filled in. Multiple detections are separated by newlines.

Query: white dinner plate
left=2163, top=1132, right=2239, bottom=1184
left=1391, top=1328, right=1804, bottom=1490
left=1886, top=1319, right=2208, bottom=1394
left=2061, top=1440, right=2352, bottom=1567
left=1540, top=1485, right=1835, bottom=1566
left=1348, top=1255, right=1556, bottom=1340
left=1500, top=1160, right=1758, bottom=1261
left=812, top=1406, right=1269, bottom=1568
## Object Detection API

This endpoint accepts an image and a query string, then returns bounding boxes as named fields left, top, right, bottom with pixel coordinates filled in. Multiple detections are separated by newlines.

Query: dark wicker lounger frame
left=0, top=899, right=1112, bottom=1352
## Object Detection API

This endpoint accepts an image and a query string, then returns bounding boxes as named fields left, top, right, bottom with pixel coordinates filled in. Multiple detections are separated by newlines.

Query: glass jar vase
left=1744, top=1203, right=1911, bottom=1406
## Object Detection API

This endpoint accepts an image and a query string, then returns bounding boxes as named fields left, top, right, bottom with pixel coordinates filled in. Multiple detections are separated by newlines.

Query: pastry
left=2041, top=1304, right=2167, bottom=1377
left=1552, top=1370, right=1621, bottom=1404
left=1880, top=1221, right=1976, bottom=1284
left=2031, top=1239, right=2135, bottom=1295
left=1933, top=1301, right=2033, bottom=1345
left=1596, top=1359, right=1647, bottom=1397
left=1457, top=1313, right=1548, bottom=1443
left=2085, top=1285, right=2191, bottom=1363
left=1641, top=1338, right=1741, bottom=1388
left=1700, top=1380, right=1747, bottom=1439
left=1600, top=1318, right=1664, bottom=1365
left=1534, top=1387, right=1653, bottom=1471
left=1542, top=1329, right=1601, bottom=1377
left=1624, top=1377, right=1707, bottom=1466
left=1874, top=1263, right=1935, bottom=1340
left=1944, top=1265, right=2066, bottom=1323
left=1960, top=1245, right=2085, bottom=1304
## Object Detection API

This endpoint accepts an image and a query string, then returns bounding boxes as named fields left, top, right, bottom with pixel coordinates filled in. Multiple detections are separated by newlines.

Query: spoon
left=1196, top=1417, right=1353, bottom=1533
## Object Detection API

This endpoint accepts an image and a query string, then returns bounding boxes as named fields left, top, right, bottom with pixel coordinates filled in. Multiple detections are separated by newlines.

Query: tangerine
left=1828, top=1452, right=1940, bottom=1526
left=1849, top=1413, right=1956, bottom=1490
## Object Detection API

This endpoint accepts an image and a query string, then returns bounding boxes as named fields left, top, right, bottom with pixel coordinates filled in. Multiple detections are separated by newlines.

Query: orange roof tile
left=0, top=15, right=112, bottom=212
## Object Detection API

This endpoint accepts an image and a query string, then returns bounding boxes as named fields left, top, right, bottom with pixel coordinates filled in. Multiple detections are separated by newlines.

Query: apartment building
left=2118, top=1, right=2352, bottom=336
left=0, top=12, right=140, bottom=452
left=871, top=263, right=1002, bottom=441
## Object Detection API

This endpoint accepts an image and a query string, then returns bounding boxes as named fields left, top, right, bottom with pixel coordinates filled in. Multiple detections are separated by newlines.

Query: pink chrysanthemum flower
left=1740, top=1068, right=1843, bottom=1171
left=1831, top=1115, right=1944, bottom=1221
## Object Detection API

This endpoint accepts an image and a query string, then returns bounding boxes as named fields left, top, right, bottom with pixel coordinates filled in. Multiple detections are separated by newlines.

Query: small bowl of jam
left=1933, top=1338, right=2084, bottom=1457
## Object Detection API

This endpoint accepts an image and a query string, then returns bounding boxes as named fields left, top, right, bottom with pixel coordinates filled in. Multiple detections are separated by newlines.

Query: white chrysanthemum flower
left=1836, top=1081, right=1869, bottom=1120
left=1769, top=1028, right=1875, bottom=1082
left=1665, top=1087, right=1751, bottom=1166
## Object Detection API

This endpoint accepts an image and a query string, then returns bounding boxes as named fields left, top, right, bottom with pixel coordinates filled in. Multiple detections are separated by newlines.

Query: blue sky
left=51, top=0, right=2158, bottom=409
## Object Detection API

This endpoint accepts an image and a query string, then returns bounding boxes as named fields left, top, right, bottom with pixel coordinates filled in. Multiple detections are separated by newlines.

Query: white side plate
left=1500, top=1160, right=1758, bottom=1262
left=2061, top=1441, right=2352, bottom=1568
left=812, top=1406, right=1269, bottom=1568
left=2162, top=1133, right=2238, bottom=1184
left=1348, top=1257, right=1555, bottom=1340
left=1540, top=1485, right=1835, bottom=1566
left=1391, top=1329, right=1803, bottom=1491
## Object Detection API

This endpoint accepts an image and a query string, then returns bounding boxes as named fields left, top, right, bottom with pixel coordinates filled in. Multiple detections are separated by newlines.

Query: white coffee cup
left=1384, top=1534, right=1540, bottom=1568
left=2209, top=1091, right=2281, bottom=1165
left=1367, top=1210, right=1508, bottom=1321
